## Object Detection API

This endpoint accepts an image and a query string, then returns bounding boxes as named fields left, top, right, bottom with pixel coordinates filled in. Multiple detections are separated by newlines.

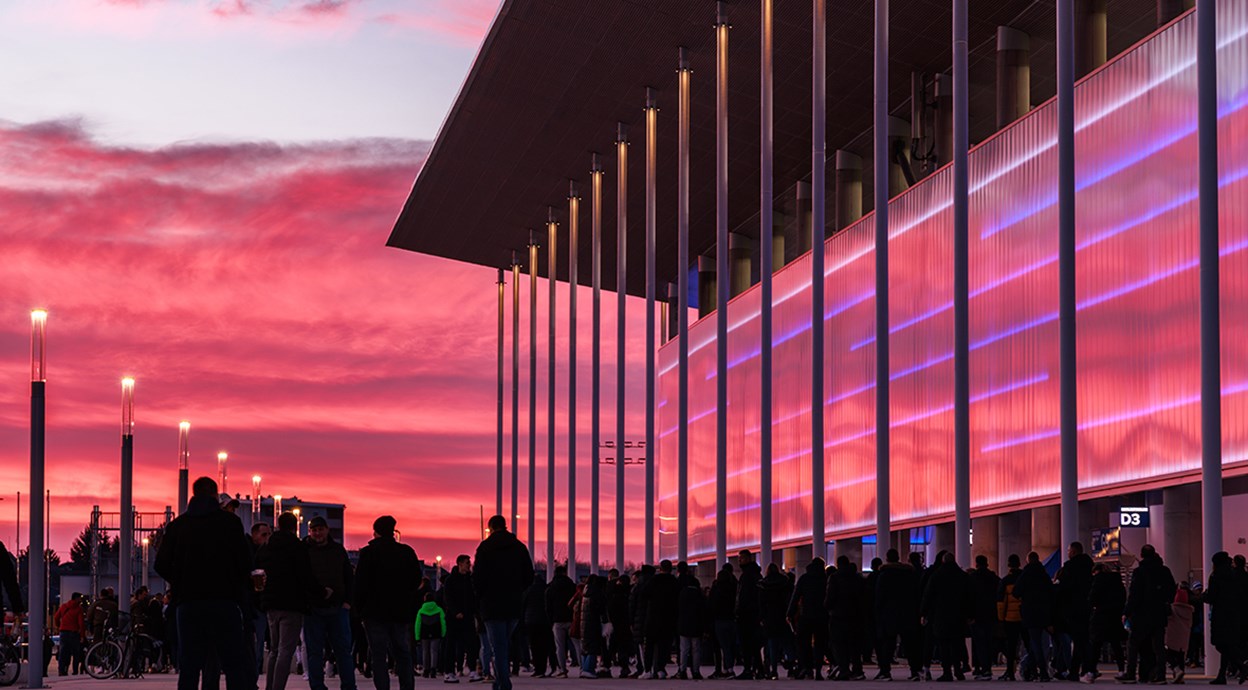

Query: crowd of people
left=5, top=479, right=1248, bottom=690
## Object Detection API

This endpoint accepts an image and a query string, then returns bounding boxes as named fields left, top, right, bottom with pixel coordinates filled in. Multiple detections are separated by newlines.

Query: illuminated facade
left=657, top=4, right=1248, bottom=561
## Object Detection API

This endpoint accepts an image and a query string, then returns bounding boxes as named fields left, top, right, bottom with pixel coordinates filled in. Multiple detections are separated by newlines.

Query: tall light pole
left=873, top=0, right=892, bottom=557
left=812, top=0, right=828, bottom=562
left=643, top=86, right=659, bottom=566
left=177, top=421, right=190, bottom=515
left=120, top=377, right=135, bottom=612
left=141, top=537, right=150, bottom=590
left=676, top=48, right=691, bottom=563
left=28, top=309, right=47, bottom=690
left=714, top=0, right=730, bottom=570
left=217, top=451, right=229, bottom=496
left=252, top=475, right=262, bottom=525
left=568, top=181, right=580, bottom=573
left=590, top=155, right=603, bottom=573
left=497, top=267, right=506, bottom=518
left=759, top=0, right=775, bottom=568
left=274, top=494, right=283, bottom=524
left=512, top=251, right=521, bottom=534
left=547, top=206, right=558, bottom=582
left=615, top=122, right=628, bottom=571
left=952, top=0, right=972, bottom=566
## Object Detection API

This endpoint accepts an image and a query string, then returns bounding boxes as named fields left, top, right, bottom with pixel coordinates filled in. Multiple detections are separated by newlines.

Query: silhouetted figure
left=354, top=515, right=420, bottom=690
left=1082, top=562, right=1127, bottom=682
left=735, top=551, right=764, bottom=680
left=1204, top=551, right=1247, bottom=684
left=155, top=476, right=253, bottom=690
left=922, top=552, right=972, bottom=682
left=1055, top=541, right=1094, bottom=680
left=875, top=548, right=921, bottom=681
left=675, top=562, right=705, bottom=680
left=787, top=558, right=828, bottom=680
left=472, top=515, right=533, bottom=690
left=969, top=555, right=1001, bottom=680
left=1119, top=544, right=1176, bottom=684
left=759, top=562, right=791, bottom=680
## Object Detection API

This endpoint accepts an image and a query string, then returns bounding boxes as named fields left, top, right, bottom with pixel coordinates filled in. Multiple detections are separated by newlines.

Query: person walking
left=605, top=569, right=633, bottom=678
left=354, top=515, right=421, bottom=690
left=154, top=476, right=254, bottom=690
left=1056, top=542, right=1095, bottom=681
left=1082, top=562, right=1128, bottom=683
left=921, top=552, right=973, bottom=682
left=53, top=592, right=86, bottom=675
left=579, top=573, right=608, bottom=678
left=997, top=554, right=1026, bottom=681
left=675, top=562, right=705, bottom=680
left=735, top=551, right=764, bottom=680
left=759, top=562, right=791, bottom=680
left=472, top=515, right=534, bottom=690
left=256, top=511, right=318, bottom=690
left=1118, top=545, right=1177, bottom=684
left=629, top=565, right=654, bottom=678
left=248, top=521, right=273, bottom=684
left=969, top=555, right=1001, bottom=681
left=1203, top=551, right=1247, bottom=685
left=302, top=515, right=357, bottom=690
left=709, top=563, right=738, bottom=679
left=414, top=593, right=448, bottom=680
left=1012, top=551, right=1056, bottom=682
left=826, top=556, right=867, bottom=681
left=874, top=549, right=921, bottom=681
left=546, top=563, right=576, bottom=677
left=787, top=557, right=828, bottom=680
left=521, top=571, right=551, bottom=678
left=442, top=555, right=481, bottom=682
left=640, top=560, right=680, bottom=679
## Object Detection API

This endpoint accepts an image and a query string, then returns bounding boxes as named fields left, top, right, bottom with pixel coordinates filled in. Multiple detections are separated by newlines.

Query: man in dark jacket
left=921, top=552, right=972, bottom=682
left=1082, top=562, right=1127, bottom=681
left=969, top=555, right=1001, bottom=680
left=605, top=569, right=633, bottom=677
left=1204, top=551, right=1247, bottom=684
left=735, top=551, right=764, bottom=680
left=154, top=476, right=253, bottom=690
left=1012, top=551, right=1055, bottom=681
left=675, top=562, right=705, bottom=680
left=874, top=549, right=921, bottom=681
left=353, top=515, right=420, bottom=690
left=0, top=540, right=23, bottom=623
left=545, top=563, right=576, bottom=676
left=1054, top=541, right=1094, bottom=680
left=472, top=515, right=533, bottom=690
left=826, top=556, right=867, bottom=681
left=257, top=511, right=318, bottom=690
left=443, top=554, right=481, bottom=681
left=1119, top=544, right=1176, bottom=684
left=709, top=563, right=738, bottom=678
left=302, top=516, right=357, bottom=690
left=759, top=562, right=792, bottom=680
left=521, top=572, right=551, bottom=677
left=787, top=558, right=828, bottom=680
left=629, top=565, right=654, bottom=677
left=640, top=560, right=680, bottom=679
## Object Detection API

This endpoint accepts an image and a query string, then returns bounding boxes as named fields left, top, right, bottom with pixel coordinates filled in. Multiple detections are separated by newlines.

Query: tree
left=69, top=526, right=113, bottom=569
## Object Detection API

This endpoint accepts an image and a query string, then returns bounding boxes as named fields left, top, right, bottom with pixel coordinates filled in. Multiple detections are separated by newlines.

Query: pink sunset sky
left=0, top=0, right=652, bottom=567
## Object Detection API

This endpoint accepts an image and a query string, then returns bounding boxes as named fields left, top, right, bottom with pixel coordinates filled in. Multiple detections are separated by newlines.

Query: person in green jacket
left=415, top=593, right=448, bottom=680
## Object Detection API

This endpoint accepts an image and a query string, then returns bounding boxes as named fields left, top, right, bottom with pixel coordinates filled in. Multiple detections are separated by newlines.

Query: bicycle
left=85, top=615, right=157, bottom=680
left=0, top=631, right=19, bottom=687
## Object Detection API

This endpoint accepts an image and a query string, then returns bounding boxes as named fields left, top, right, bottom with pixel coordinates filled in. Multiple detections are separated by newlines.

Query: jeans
left=678, top=636, right=701, bottom=675
left=447, top=617, right=478, bottom=675
left=1002, top=622, right=1023, bottom=677
left=364, top=620, right=415, bottom=690
left=971, top=620, right=996, bottom=674
left=714, top=620, right=737, bottom=673
left=176, top=599, right=252, bottom=690
left=478, top=630, right=493, bottom=678
left=552, top=621, right=571, bottom=672
left=484, top=619, right=518, bottom=690
left=251, top=610, right=268, bottom=681
left=265, top=610, right=303, bottom=690
left=1025, top=626, right=1051, bottom=680
left=303, top=607, right=357, bottom=690
left=58, top=630, right=82, bottom=675
left=1126, top=624, right=1166, bottom=681
left=419, top=639, right=441, bottom=676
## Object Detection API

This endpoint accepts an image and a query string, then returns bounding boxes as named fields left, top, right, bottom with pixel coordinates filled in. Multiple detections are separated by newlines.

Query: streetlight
left=435, top=555, right=443, bottom=591
left=293, top=507, right=302, bottom=538
left=120, top=377, right=135, bottom=612
left=252, top=475, right=262, bottom=525
left=273, top=495, right=282, bottom=526
left=177, top=421, right=190, bottom=515
left=29, top=309, right=48, bottom=689
left=217, top=451, right=228, bottom=495
left=140, top=537, right=150, bottom=590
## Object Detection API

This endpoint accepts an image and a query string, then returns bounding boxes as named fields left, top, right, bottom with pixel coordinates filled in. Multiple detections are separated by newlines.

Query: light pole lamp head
left=121, top=377, right=135, bottom=436
left=31, top=309, right=47, bottom=383
left=178, top=421, right=190, bottom=470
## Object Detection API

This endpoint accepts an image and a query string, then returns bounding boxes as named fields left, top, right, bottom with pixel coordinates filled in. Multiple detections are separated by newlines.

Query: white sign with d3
left=1118, top=506, right=1150, bottom=528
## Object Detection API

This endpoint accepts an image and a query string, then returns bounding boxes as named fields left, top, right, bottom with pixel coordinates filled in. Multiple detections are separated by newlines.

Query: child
left=414, top=593, right=448, bottom=681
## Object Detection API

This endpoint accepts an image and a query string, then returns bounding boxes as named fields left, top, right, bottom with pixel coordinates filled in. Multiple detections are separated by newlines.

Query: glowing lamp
left=31, top=309, right=47, bottom=383
left=121, top=377, right=135, bottom=436
left=178, top=421, right=190, bottom=471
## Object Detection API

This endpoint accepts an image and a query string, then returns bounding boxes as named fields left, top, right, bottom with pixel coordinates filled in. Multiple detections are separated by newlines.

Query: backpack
left=419, top=611, right=442, bottom=640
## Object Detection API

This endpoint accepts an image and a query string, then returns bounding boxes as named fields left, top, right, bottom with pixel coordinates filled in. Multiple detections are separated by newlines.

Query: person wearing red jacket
left=53, top=592, right=87, bottom=675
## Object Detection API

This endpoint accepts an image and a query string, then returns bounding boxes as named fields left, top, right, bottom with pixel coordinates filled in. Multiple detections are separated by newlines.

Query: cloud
left=0, top=117, right=654, bottom=569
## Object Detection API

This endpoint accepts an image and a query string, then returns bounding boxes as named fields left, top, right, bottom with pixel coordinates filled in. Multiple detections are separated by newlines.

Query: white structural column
left=644, top=87, right=658, bottom=566
left=615, top=123, right=628, bottom=571
left=528, top=231, right=539, bottom=554
left=952, top=0, right=971, bottom=566
left=677, top=47, right=692, bottom=563
left=873, top=0, right=892, bottom=554
left=511, top=252, right=520, bottom=530
left=568, top=182, right=579, bottom=572
left=1196, top=0, right=1223, bottom=675
left=811, top=0, right=827, bottom=559
left=547, top=207, right=558, bottom=581
left=714, top=0, right=730, bottom=569
left=591, top=154, right=604, bottom=573
left=759, top=0, right=775, bottom=568
left=1057, top=0, right=1079, bottom=552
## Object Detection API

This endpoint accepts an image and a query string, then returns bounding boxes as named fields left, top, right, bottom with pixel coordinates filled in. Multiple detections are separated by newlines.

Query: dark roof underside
left=389, top=0, right=1161, bottom=297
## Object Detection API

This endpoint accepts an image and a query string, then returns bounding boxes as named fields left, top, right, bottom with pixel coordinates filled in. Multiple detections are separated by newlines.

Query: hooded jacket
left=415, top=600, right=447, bottom=640
left=874, top=560, right=920, bottom=635
left=1011, top=560, right=1055, bottom=629
left=676, top=573, right=707, bottom=638
left=256, top=529, right=318, bottom=613
left=736, top=561, right=763, bottom=624
left=305, top=534, right=354, bottom=609
left=1124, top=554, right=1177, bottom=630
left=788, top=560, right=828, bottom=623
left=826, top=563, right=867, bottom=642
left=154, top=493, right=250, bottom=606
left=546, top=572, right=577, bottom=623
left=471, top=529, right=534, bottom=621
left=921, top=560, right=973, bottom=640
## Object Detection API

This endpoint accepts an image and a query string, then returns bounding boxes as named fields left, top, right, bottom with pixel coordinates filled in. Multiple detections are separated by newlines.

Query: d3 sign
left=1118, top=507, right=1150, bottom=528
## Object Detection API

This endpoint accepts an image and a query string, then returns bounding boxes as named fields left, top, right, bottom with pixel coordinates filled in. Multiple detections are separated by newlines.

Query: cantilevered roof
left=388, top=0, right=1159, bottom=297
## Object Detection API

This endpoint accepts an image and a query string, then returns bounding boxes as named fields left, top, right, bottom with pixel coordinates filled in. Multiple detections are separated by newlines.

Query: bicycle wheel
left=0, top=643, right=19, bottom=686
left=85, top=640, right=123, bottom=679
